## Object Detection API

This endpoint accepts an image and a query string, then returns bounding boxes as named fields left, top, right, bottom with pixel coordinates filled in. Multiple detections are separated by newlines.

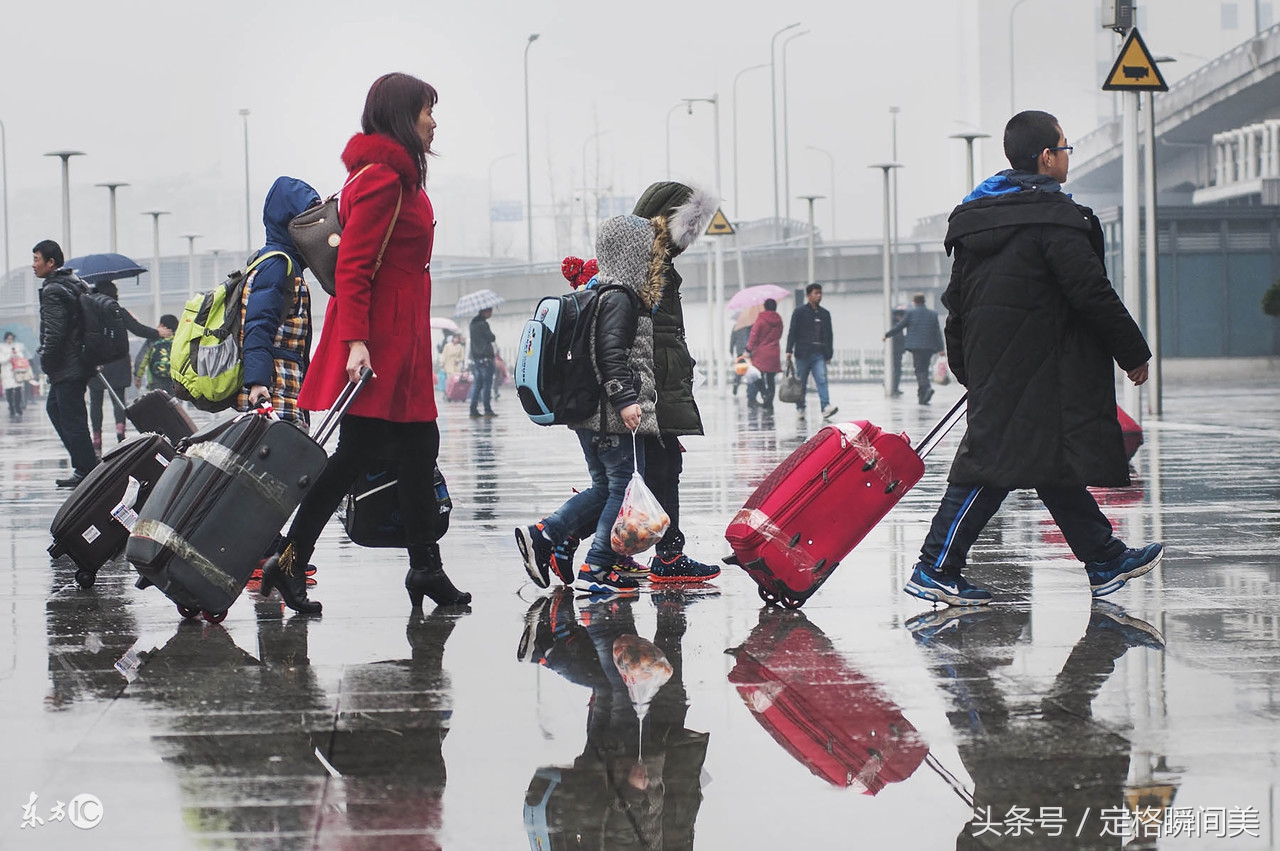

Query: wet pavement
left=2, top=375, right=1278, bottom=850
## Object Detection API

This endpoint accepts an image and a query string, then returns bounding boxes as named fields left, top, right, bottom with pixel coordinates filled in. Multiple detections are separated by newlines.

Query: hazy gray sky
left=0, top=0, right=1217, bottom=270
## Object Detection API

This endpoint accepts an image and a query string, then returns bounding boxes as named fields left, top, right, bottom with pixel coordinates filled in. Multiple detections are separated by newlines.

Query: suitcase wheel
left=757, top=585, right=781, bottom=606
left=74, top=568, right=98, bottom=589
left=202, top=610, right=228, bottom=624
left=780, top=594, right=805, bottom=610
left=862, top=458, right=877, bottom=472
left=884, top=480, right=900, bottom=494
left=176, top=604, right=201, bottom=620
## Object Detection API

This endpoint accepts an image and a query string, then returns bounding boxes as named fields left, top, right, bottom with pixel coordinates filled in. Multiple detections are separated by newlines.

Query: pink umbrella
left=727, top=284, right=791, bottom=314
left=430, top=316, right=461, bottom=334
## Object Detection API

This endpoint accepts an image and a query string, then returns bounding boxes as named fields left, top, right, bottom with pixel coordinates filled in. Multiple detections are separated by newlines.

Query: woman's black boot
left=260, top=542, right=323, bottom=615
left=405, top=543, right=471, bottom=608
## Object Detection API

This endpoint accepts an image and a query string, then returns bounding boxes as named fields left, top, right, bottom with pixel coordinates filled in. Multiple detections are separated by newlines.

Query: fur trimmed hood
left=341, top=133, right=420, bottom=187
left=596, top=215, right=663, bottom=310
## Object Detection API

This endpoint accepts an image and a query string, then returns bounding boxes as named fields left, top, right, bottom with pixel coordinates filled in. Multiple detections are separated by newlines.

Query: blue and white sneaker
left=573, top=565, right=640, bottom=596
left=1086, top=543, right=1163, bottom=598
left=904, top=563, right=993, bottom=607
left=515, top=523, right=555, bottom=588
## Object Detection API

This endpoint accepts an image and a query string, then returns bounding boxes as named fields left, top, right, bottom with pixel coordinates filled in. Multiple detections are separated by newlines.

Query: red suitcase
left=445, top=372, right=472, bottom=402
left=725, top=396, right=966, bottom=607
left=727, top=609, right=929, bottom=792
left=1116, top=404, right=1142, bottom=461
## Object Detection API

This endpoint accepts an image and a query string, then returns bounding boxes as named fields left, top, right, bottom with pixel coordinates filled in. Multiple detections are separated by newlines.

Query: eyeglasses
left=1047, top=145, right=1074, bottom=154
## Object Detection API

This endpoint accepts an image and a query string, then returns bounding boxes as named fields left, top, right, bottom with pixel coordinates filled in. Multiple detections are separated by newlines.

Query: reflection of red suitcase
left=725, top=397, right=966, bottom=607
left=1116, top=405, right=1142, bottom=461
left=727, top=609, right=929, bottom=792
left=445, top=372, right=471, bottom=402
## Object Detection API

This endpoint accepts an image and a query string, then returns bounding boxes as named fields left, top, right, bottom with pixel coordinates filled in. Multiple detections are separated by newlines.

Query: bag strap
left=372, top=184, right=403, bottom=277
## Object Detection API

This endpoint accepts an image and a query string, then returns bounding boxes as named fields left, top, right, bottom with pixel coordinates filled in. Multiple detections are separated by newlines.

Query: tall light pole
left=142, top=211, right=169, bottom=324
left=581, top=130, right=609, bottom=253
left=797, top=195, right=825, bottom=286
left=95, top=182, right=129, bottom=253
left=732, top=63, right=769, bottom=219
left=523, top=33, right=540, bottom=264
left=0, top=118, right=9, bottom=284
left=1145, top=56, right=1175, bottom=416
left=180, top=234, right=201, bottom=300
left=1009, top=0, right=1033, bottom=114
left=805, top=146, right=836, bottom=239
left=45, top=151, right=86, bottom=258
left=869, top=163, right=902, bottom=397
left=239, top=109, right=251, bottom=253
left=487, top=152, right=515, bottom=258
left=949, top=132, right=990, bottom=193
left=685, top=95, right=724, bottom=388
left=781, top=30, right=809, bottom=234
left=770, top=22, right=801, bottom=241
left=664, top=102, right=684, bottom=179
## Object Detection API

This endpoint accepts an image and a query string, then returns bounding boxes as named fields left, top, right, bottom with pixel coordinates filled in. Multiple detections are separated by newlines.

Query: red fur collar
left=341, top=133, right=420, bottom=186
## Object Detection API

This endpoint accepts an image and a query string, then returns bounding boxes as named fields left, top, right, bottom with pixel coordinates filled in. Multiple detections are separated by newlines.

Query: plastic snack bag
left=613, top=634, right=673, bottom=724
left=611, top=433, right=670, bottom=555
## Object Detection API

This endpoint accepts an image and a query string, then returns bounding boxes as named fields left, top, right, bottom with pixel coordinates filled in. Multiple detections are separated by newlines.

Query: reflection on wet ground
left=1, top=377, right=1278, bottom=849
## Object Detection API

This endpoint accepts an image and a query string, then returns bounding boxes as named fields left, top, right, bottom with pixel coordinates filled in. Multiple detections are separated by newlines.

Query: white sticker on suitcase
left=81, top=525, right=101, bottom=543
left=155, top=453, right=170, bottom=467
left=110, top=477, right=143, bottom=531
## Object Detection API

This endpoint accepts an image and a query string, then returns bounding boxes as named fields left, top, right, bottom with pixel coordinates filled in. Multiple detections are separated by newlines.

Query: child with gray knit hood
left=515, top=215, right=661, bottom=595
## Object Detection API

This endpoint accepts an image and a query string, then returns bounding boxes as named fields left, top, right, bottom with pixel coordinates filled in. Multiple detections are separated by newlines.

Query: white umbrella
left=430, top=316, right=461, bottom=333
left=453, top=289, right=504, bottom=318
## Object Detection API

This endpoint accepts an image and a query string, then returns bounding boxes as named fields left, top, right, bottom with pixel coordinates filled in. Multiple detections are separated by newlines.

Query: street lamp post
left=781, top=30, right=809, bottom=234
left=487, top=153, right=516, bottom=258
left=45, top=151, right=86, bottom=258
left=797, top=195, right=824, bottom=286
left=1144, top=56, right=1175, bottom=416
left=524, top=33, right=540, bottom=264
left=239, top=109, right=251, bottom=253
left=805, top=146, right=836, bottom=239
left=1009, top=0, right=1033, bottom=114
left=142, top=211, right=169, bottom=325
left=95, top=183, right=129, bottom=253
left=733, top=63, right=769, bottom=219
left=889, top=107, right=900, bottom=296
left=770, top=23, right=801, bottom=241
left=180, top=234, right=201, bottom=300
left=949, top=132, right=991, bottom=193
left=581, top=130, right=609, bottom=253
left=685, top=95, right=724, bottom=388
left=869, top=163, right=902, bottom=397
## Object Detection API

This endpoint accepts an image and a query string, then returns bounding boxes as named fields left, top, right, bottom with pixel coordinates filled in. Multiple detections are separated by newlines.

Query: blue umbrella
left=64, top=253, right=148, bottom=285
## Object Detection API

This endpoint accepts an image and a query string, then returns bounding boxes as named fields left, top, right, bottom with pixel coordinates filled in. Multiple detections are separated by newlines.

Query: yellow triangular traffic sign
left=1102, top=28, right=1168, bottom=92
left=705, top=208, right=735, bottom=236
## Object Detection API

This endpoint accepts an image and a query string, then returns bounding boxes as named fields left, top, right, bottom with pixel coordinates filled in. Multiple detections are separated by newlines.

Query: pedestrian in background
left=904, top=109, right=1162, bottom=608
left=886, top=307, right=906, bottom=396
left=87, top=280, right=159, bottom=449
left=237, top=176, right=321, bottom=426
left=884, top=293, right=944, bottom=405
left=438, top=334, right=465, bottom=389
left=34, top=240, right=97, bottom=488
left=2, top=332, right=31, bottom=419
left=728, top=322, right=751, bottom=396
left=260, top=71, right=470, bottom=614
left=468, top=307, right=497, bottom=417
left=784, top=283, right=838, bottom=421
left=134, top=315, right=177, bottom=395
left=744, top=298, right=783, bottom=410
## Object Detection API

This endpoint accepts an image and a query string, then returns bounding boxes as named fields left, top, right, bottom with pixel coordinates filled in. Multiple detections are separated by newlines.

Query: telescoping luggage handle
left=912, top=392, right=968, bottom=461
left=312, top=367, right=374, bottom=447
left=96, top=368, right=128, bottom=415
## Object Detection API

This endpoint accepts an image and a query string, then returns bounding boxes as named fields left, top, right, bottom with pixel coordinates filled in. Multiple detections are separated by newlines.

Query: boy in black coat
left=904, top=110, right=1162, bottom=607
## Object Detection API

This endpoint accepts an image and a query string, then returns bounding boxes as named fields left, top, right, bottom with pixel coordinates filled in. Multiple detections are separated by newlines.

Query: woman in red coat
left=745, top=298, right=784, bottom=410
left=259, top=72, right=470, bottom=613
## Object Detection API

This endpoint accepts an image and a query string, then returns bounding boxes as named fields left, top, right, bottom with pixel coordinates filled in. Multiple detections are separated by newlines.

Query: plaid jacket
left=235, top=269, right=311, bottom=425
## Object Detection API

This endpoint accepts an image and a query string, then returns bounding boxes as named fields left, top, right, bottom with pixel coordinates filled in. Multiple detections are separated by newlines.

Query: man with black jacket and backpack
left=34, top=239, right=98, bottom=487
left=903, top=110, right=1162, bottom=608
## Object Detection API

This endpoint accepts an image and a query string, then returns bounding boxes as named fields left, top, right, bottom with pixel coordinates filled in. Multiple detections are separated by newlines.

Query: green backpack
left=170, top=251, right=292, bottom=411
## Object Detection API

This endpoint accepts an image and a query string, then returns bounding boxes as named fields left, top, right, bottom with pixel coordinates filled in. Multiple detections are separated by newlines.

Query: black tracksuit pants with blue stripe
left=920, top=483, right=1127, bottom=574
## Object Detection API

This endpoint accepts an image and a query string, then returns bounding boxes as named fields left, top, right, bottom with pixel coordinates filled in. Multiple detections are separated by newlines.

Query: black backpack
left=80, top=292, right=130, bottom=367
left=514, top=284, right=635, bottom=425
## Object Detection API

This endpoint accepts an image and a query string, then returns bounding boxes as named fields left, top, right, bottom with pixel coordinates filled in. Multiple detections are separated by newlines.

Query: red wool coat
left=298, top=133, right=439, bottom=422
left=746, top=310, right=784, bottom=373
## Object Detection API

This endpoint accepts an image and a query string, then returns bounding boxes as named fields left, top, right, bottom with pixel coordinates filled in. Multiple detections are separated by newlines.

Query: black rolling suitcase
left=48, top=433, right=178, bottom=588
left=125, top=370, right=369, bottom=621
left=97, top=371, right=196, bottom=444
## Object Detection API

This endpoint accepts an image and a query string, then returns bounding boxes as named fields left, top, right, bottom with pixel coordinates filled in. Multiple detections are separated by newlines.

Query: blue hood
left=963, top=169, right=1063, bottom=203
left=261, top=176, right=320, bottom=263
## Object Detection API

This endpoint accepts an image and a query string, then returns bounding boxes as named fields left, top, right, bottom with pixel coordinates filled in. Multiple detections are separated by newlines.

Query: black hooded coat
left=942, top=190, right=1150, bottom=489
